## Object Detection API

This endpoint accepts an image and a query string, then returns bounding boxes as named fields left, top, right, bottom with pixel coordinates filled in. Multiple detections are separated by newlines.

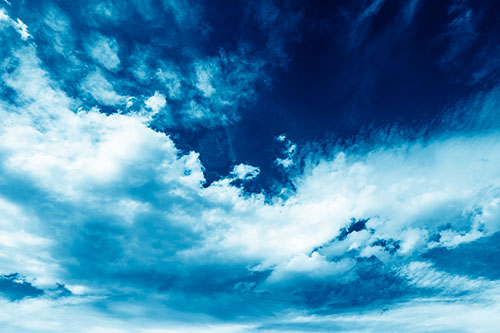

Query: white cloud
left=275, top=134, right=296, bottom=168
left=259, top=288, right=500, bottom=332
left=195, top=61, right=217, bottom=97
left=41, top=5, right=76, bottom=57
left=0, top=10, right=30, bottom=40
left=81, top=69, right=128, bottom=105
left=0, top=296, right=256, bottom=333
left=276, top=157, right=293, bottom=168
left=231, top=163, right=260, bottom=180
left=0, top=197, right=55, bottom=287
left=3, top=19, right=500, bottom=331
left=174, top=51, right=266, bottom=127
left=156, top=63, right=183, bottom=99
left=4, top=44, right=500, bottom=288
left=265, top=252, right=356, bottom=282
left=12, top=18, right=30, bottom=40
left=144, top=91, right=166, bottom=115
left=87, top=34, right=121, bottom=71
left=0, top=9, right=8, bottom=22
left=184, top=100, right=213, bottom=122
left=399, top=261, right=489, bottom=293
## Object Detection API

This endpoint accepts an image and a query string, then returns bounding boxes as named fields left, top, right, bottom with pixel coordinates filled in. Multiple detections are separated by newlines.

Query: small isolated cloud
left=275, top=134, right=296, bottom=168
left=87, top=33, right=121, bottom=71
left=144, top=91, right=166, bottom=115
left=231, top=163, right=260, bottom=180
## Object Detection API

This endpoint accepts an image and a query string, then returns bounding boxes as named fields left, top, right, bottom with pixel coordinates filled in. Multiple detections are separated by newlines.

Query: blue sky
left=1, top=0, right=500, bottom=332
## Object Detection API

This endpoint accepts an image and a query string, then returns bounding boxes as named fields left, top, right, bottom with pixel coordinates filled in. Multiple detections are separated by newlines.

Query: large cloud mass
left=1, top=1, right=500, bottom=332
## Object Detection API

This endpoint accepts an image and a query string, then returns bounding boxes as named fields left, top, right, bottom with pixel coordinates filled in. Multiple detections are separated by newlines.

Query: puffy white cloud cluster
left=2, top=5, right=500, bottom=332
left=3, top=38, right=500, bottom=291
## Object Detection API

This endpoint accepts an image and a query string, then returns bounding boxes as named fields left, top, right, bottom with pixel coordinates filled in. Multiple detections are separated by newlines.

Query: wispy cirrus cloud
left=1, top=0, right=303, bottom=130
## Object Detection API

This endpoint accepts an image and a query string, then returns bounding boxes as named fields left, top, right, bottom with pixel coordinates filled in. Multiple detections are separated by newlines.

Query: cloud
left=195, top=60, right=217, bottom=97
left=87, top=33, right=121, bottom=71
left=3, top=40, right=500, bottom=319
left=174, top=50, right=267, bottom=127
left=0, top=8, right=30, bottom=40
left=253, top=288, right=500, bottom=332
left=1, top=0, right=303, bottom=131
left=231, top=163, right=260, bottom=180
left=144, top=91, right=166, bottom=115
left=156, top=61, right=183, bottom=99
left=275, top=134, right=296, bottom=168
left=12, top=18, right=30, bottom=40
left=41, top=4, right=76, bottom=56
left=2, top=1, right=500, bottom=331
left=81, top=69, right=128, bottom=105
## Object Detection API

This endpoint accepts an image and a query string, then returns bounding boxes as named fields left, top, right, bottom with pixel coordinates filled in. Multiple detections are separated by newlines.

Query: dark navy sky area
left=2, top=0, right=500, bottom=331
left=161, top=0, right=500, bottom=189
left=5, top=0, right=500, bottom=187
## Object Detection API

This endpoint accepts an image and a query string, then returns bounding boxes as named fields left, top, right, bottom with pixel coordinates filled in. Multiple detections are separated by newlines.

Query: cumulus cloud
left=231, top=163, right=260, bottom=180
left=144, top=91, right=166, bottom=115
left=3, top=37, right=500, bottom=322
left=2, top=1, right=500, bottom=331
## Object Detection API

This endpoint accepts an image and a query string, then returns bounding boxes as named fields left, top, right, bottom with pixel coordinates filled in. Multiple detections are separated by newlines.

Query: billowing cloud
left=2, top=1, right=500, bottom=332
left=231, top=163, right=260, bottom=180
left=144, top=91, right=166, bottom=115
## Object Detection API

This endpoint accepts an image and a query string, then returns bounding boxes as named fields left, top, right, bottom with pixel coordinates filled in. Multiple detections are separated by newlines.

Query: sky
left=1, top=0, right=500, bottom=332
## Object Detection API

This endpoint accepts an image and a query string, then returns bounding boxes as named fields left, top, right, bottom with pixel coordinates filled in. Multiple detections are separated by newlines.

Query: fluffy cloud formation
left=144, top=91, right=167, bottom=116
left=231, top=163, right=260, bottom=180
left=2, top=1, right=500, bottom=332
